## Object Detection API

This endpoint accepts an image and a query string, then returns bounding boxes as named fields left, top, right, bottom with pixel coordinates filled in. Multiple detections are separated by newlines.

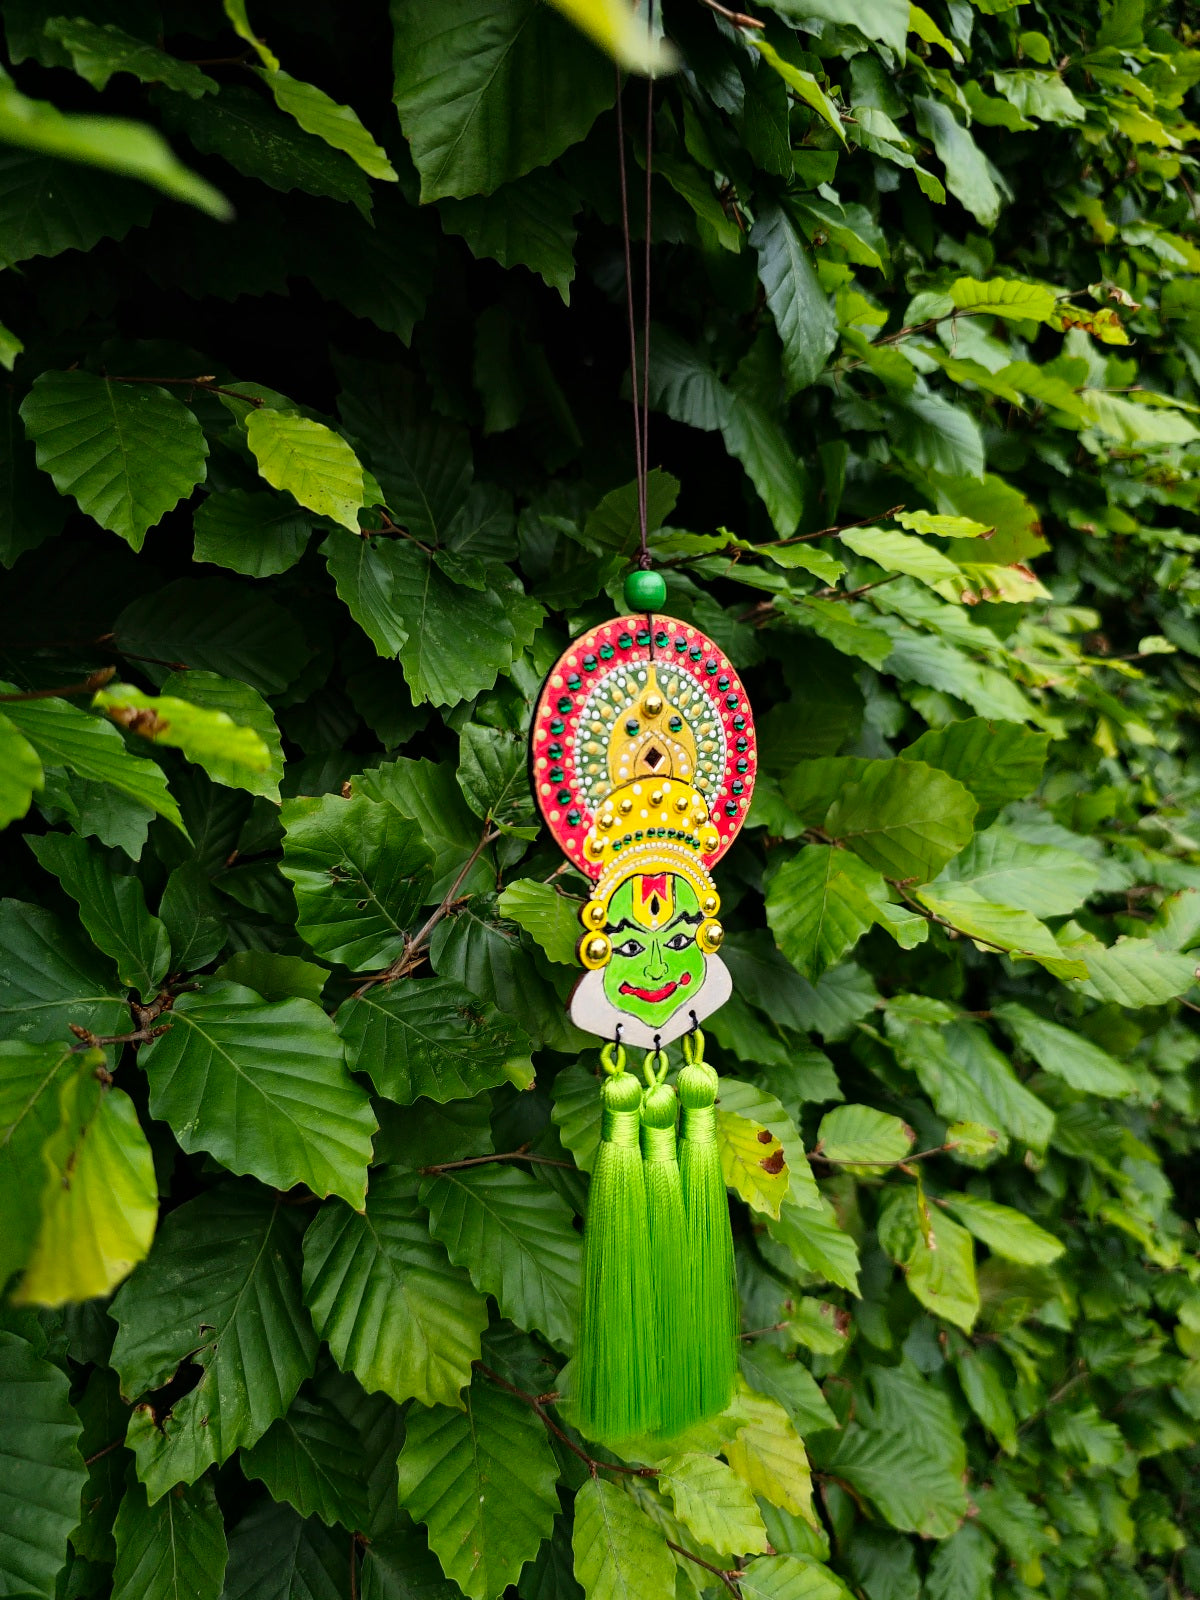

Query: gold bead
left=696, top=919, right=724, bottom=955
left=674, top=793, right=689, bottom=813
left=584, top=835, right=607, bottom=863
left=650, top=789, right=664, bottom=806
left=643, top=692, right=663, bottom=717
left=700, top=828, right=720, bottom=853
left=581, top=900, right=607, bottom=930
left=579, top=933, right=612, bottom=969
left=597, top=813, right=614, bottom=830
left=619, top=797, right=634, bottom=815
left=702, top=894, right=719, bottom=915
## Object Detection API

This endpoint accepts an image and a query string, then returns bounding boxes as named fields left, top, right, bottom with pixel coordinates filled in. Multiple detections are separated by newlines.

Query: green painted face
left=602, top=874, right=704, bottom=1030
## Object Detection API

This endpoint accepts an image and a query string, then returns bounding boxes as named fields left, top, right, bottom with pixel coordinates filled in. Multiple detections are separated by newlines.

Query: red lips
left=618, top=971, right=693, bottom=1004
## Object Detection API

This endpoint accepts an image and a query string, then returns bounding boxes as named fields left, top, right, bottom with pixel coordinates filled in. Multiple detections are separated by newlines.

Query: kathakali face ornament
left=531, top=615, right=756, bottom=1046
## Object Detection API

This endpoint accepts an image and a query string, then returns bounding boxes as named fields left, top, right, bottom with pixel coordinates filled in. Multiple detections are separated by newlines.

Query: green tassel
left=640, top=1060, right=689, bottom=1440
left=576, top=1058, right=658, bottom=1443
left=678, top=1033, right=737, bottom=1426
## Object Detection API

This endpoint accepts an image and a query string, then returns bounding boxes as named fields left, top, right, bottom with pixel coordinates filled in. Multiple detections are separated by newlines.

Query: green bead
left=623, top=568, right=667, bottom=612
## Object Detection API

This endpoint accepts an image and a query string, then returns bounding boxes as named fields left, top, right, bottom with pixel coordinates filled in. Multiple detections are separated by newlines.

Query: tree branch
left=472, top=1363, right=657, bottom=1479
left=107, top=374, right=266, bottom=406
left=665, top=1540, right=743, bottom=1597
left=421, top=1149, right=576, bottom=1175
left=696, top=0, right=765, bottom=29
left=0, top=667, right=115, bottom=702
left=68, top=1022, right=172, bottom=1052
left=348, top=825, right=501, bottom=999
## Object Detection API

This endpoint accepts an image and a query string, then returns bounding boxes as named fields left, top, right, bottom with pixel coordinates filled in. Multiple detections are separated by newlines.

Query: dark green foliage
left=1, top=0, right=1199, bottom=1597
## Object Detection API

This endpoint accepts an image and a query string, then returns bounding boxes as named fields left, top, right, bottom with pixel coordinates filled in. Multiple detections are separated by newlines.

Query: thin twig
left=421, top=1150, right=576, bottom=1175
left=739, top=1322, right=789, bottom=1340
left=666, top=1540, right=742, bottom=1597
left=68, top=1022, right=172, bottom=1051
left=349, top=1533, right=358, bottom=1600
left=809, top=1144, right=950, bottom=1168
left=769, top=503, right=908, bottom=548
left=348, top=826, right=501, bottom=999
left=697, top=0, right=766, bottom=27
left=813, top=574, right=902, bottom=603
left=472, top=1363, right=658, bottom=1479
left=84, top=1439, right=124, bottom=1467
left=106, top=375, right=266, bottom=406
left=0, top=668, right=115, bottom=702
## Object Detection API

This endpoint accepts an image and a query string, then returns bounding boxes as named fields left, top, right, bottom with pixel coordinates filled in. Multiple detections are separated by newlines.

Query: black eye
left=665, top=931, right=694, bottom=951
left=612, top=938, right=645, bottom=958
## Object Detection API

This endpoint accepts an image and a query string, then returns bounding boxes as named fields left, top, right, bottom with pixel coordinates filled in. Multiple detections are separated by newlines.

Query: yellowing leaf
left=723, top=1385, right=816, bottom=1521
left=546, top=0, right=676, bottom=74
left=716, top=1103, right=789, bottom=1218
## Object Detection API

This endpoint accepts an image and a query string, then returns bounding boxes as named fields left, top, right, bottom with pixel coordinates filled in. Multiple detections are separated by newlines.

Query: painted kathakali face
left=601, top=875, right=704, bottom=1030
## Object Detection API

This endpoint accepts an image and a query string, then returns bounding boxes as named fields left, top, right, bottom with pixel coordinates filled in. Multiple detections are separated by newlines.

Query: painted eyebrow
left=608, top=919, right=641, bottom=934
left=608, top=913, right=703, bottom=934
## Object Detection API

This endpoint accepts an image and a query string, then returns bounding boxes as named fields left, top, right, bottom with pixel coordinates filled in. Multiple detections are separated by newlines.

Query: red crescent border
left=530, top=613, right=757, bottom=880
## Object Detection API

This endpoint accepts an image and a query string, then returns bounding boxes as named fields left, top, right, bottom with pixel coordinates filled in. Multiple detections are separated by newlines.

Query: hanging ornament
left=531, top=578, right=756, bottom=1442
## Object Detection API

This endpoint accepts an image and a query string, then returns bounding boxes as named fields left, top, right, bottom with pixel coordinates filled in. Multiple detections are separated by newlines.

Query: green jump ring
left=682, top=1027, right=707, bottom=1067
left=642, top=1047, right=670, bottom=1088
left=600, top=1041, right=627, bottom=1077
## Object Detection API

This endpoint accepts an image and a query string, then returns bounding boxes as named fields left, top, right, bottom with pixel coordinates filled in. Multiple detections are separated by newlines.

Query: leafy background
left=1, top=1, right=1199, bottom=1598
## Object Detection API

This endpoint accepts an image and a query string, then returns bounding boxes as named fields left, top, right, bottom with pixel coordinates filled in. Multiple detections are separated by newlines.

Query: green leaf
left=750, top=42, right=846, bottom=145
left=724, top=1386, right=815, bottom=1520
left=0, top=711, right=42, bottom=827
left=813, top=1362, right=967, bottom=1537
left=339, top=976, right=532, bottom=1105
left=953, top=1344, right=1017, bottom=1455
left=0, top=1331, right=87, bottom=1599
left=657, top=1453, right=770, bottom=1558
left=114, top=578, right=308, bottom=697
left=839, top=527, right=961, bottom=587
left=111, top=1186, right=317, bottom=1497
left=21, top=370, right=209, bottom=552
left=815, top=1104, right=913, bottom=1166
left=398, top=1381, right=559, bottom=1599
left=768, top=0, right=906, bottom=51
left=739, top=1556, right=853, bottom=1600
left=158, top=670, right=283, bottom=802
left=0, top=71, right=230, bottom=217
left=992, top=1002, right=1136, bottom=1096
left=0, top=899, right=128, bottom=1047
left=1060, top=929, right=1199, bottom=1007
left=391, top=0, right=614, bottom=201
left=751, top=204, right=836, bottom=395
left=766, top=846, right=884, bottom=981
left=550, top=1062, right=603, bottom=1174
left=458, top=724, right=536, bottom=834
left=257, top=69, right=397, bottom=181
left=159, top=85, right=372, bottom=216
left=886, top=1000, right=1053, bottom=1152
left=439, top=172, right=579, bottom=303
left=1, top=692, right=185, bottom=831
left=571, top=1478, right=675, bottom=1600
left=497, top=880, right=581, bottom=966
left=322, top=529, right=413, bottom=658
left=924, top=1524, right=995, bottom=1600
left=901, top=719, right=1049, bottom=824
left=92, top=679, right=270, bottom=804
left=766, top=1197, right=861, bottom=1294
left=937, top=1193, right=1063, bottom=1265
left=0, top=1041, right=77, bottom=1290
left=421, top=1165, right=582, bottom=1350
left=933, top=826, right=1099, bottom=917
left=916, top=883, right=1087, bottom=980
left=1046, top=1404, right=1124, bottom=1467
left=878, top=1186, right=979, bottom=1332
left=216, top=952, right=326, bottom=1004
left=240, top=1390, right=369, bottom=1531
left=949, top=276, right=1058, bottom=323
left=221, top=1499, right=349, bottom=1600
left=193, top=489, right=310, bottom=578
left=245, top=409, right=365, bottom=533
left=992, top=69, right=1086, bottom=125
left=139, top=981, right=376, bottom=1207
left=0, top=151, right=155, bottom=269
left=111, top=1475, right=228, bottom=1600
left=824, top=759, right=977, bottom=882
left=913, top=97, right=1002, bottom=227
left=280, top=792, right=434, bottom=971
left=387, top=545, right=532, bottom=708
left=45, top=18, right=217, bottom=98
left=738, top=1346, right=838, bottom=1436
left=302, top=1166, right=488, bottom=1408
left=14, top=1062, right=157, bottom=1307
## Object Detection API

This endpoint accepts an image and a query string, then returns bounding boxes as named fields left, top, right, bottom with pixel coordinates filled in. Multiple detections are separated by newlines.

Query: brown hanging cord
left=613, top=2, right=657, bottom=572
